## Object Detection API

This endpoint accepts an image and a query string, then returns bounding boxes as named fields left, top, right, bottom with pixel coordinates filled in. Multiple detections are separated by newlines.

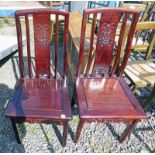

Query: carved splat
left=99, top=23, right=115, bottom=47
left=93, top=12, right=122, bottom=76
left=35, top=24, right=50, bottom=48
left=33, top=14, right=51, bottom=78
left=38, top=68, right=50, bottom=79
left=92, top=66, right=108, bottom=77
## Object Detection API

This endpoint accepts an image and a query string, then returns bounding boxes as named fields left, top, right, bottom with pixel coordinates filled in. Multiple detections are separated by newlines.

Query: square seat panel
left=75, top=76, right=147, bottom=120
left=6, top=78, right=71, bottom=120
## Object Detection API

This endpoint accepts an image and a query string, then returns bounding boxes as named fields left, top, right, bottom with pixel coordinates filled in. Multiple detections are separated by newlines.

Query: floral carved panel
left=33, top=13, right=51, bottom=78
left=35, top=24, right=50, bottom=48
left=93, top=12, right=122, bottom=76
left=99, top=23, right=115, bottom=47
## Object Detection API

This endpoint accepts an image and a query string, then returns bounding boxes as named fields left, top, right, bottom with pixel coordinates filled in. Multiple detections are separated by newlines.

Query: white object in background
left=0, top=35, right=25, bottom=60
left=71, top=1, right=88, bottom=14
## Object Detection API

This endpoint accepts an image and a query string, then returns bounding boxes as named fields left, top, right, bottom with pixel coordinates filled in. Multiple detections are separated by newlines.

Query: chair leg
left=62, top=120, right=68, bottom=147
left=128, top=82, right=134, bottom=88
left=71, top=92, right=75, bottom=107
left=10, top=118, right=21, bottom=144
left=74, top=119, right=84, bottom=143
left=142, top=85, right=155, bottom=110
left=132, top=85, right=138, bottom=93
left=70, top=38, right=73, bottom=58
left=71, top=86, right=76, bottom=107
left=119, top=120, right=138, bottom=143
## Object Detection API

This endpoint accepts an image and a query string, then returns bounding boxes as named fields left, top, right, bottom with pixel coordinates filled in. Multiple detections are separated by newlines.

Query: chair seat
left=125, top=60, right=155, bottom=87
left=75, top=76, right=147, bottom=120
left=6, top=78, right=71, bottom=120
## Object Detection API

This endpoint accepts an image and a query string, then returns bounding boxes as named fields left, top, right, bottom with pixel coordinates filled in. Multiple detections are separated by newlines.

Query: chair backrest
left=142, top=2, right=155, bottom=21
left=120, top=3, right=147, bottom=13
left=120, top=2, right=155, bottom=22
left=120, top=3, right=148, bottom=22
left=77, top=8, right=140, bottom=77
left=134, top=22, right=155, bottom=59
left=15, top=9, right=69, bottom=79
left=123, top=22, right=155, bottom=60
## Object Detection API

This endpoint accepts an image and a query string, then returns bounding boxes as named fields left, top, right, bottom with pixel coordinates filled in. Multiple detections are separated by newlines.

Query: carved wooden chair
left=72, top=8, right=147, bottom=143
left=5, top=9, right=71, bottom=147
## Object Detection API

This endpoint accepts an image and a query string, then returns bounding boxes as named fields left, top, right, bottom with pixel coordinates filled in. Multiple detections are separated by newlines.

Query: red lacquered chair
left=73, top=8, right=148, bottom=143
left=5, top=9, right=71, bottom=146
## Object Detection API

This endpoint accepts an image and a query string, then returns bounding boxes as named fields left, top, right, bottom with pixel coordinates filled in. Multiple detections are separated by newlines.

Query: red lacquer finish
left=74, top=8, right=147, bottom=143
left=94, top=12, right=121, bottom=74
left=25, top=15, right=32, bottom=78
left=76, top=77, right=146, bottom=119
left=5, top=9, right=71, bottom=146
left=86, top=13, right=97, bottom=73
left=33, top=13, right=51, bottom=78
left=6, top=79, right=71, bottom=120
left=77, top=8, right=140, bottom=76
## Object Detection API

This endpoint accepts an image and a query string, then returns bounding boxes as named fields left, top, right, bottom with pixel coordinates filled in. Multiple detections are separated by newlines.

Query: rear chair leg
left=70, top=38, right=73, bottom=58
left=128, top=82, right=133, bottom=88
left=142, top=85, right=155, bottom=109
left=74, top=119, right=84, bottom=143
left=119, top=120, right=138, bottom=143
left=10, top=118, right=21, bottom=144
left=62, top=120, right=68, bottom=147
left=71, top=87, right=76, bottom=107
left=132, top=85, right=138, bottom=94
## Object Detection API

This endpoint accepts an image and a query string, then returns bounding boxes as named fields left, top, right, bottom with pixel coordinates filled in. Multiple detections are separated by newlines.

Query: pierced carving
left=92, top=67, right=108, bottom=77
left=36, top=24, right=50, bottom=48
left=99, top=24, right=115, bottom=47
left=38, top=69, right=50, bottom=79
left=91, top=118, right=130, bottom=123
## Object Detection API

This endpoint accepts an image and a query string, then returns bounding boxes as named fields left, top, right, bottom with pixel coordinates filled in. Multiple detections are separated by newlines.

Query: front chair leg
left=119, top=120, right=138, bottom=143
left=62, top=120, right=69, bottom=147
left=10, top=118, right=21, bottom=144
left=74, top=119, right=84, bottom=143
